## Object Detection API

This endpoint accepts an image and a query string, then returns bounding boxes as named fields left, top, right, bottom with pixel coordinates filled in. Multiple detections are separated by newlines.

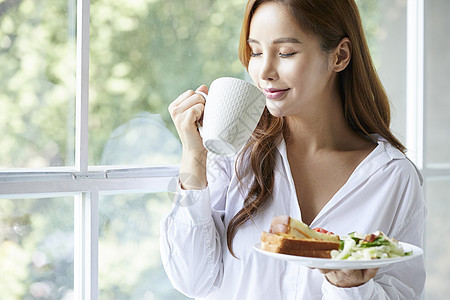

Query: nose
left=259, top=55, right=278, bottom=81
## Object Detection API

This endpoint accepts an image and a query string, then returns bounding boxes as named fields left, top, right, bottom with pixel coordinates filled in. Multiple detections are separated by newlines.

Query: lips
left=263, top=88, right=290, bottom=100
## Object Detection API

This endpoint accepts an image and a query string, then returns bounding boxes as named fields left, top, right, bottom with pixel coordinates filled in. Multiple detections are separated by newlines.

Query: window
left=1, top=0, right=247, bottom=298
left=0, top=0, right=448, bottom=299
left=0, top=196, right=74, bottom=299
left=98, top=192, right=181, bottom=298
left=423, top=1, right=450, bottom=299
left=0, top=0, right=76, bottom=168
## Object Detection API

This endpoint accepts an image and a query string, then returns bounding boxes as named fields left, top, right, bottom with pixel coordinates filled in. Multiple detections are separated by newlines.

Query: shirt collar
left=275, top=134, right=407, bottom=226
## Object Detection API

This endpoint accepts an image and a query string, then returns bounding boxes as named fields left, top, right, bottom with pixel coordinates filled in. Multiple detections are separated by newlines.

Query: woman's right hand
left=168, top=85, right=208, bottom=154
left=168, top=85, right=209, bottom=189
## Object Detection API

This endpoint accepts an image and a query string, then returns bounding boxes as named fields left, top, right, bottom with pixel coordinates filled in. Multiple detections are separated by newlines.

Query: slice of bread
left=260, top=216, right=340, bottom=258
left=260, top=231, right=339, bottom=258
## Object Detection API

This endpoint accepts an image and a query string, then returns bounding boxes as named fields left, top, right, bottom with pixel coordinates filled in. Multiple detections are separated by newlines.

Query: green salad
left=331, top=231, right=413, bottom=260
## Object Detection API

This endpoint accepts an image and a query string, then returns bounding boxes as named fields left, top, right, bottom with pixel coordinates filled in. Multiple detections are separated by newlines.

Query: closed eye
left=279, top=52, right=298, bottom=58
left=250, top=52, right=262, bottom=57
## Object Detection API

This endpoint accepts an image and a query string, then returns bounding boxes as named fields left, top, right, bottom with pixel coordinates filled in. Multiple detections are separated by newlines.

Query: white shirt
left=160, top=137, right=427, bottom=300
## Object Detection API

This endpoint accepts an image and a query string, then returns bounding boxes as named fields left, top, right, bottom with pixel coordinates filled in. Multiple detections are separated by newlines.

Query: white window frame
left=406, top=0, right=425, bottom=170
left=407, top=0, right=450, bottom=179
left=0, top=0, right=179, bottom=299
left=0, top=0, right=448, bottom=299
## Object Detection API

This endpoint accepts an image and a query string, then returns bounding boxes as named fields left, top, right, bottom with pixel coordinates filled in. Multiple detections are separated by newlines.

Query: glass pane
left=425, top=179, right=450, bottom=300
left=425, top=0, right=450, bottom=165
left=357, top=0, right=407, bottom=144
left=0, top=0, right=76, bottom=168
left=0, top=196, right=74, bottom=299
left=99, top=192, right=190, bottom=299
left=89, top=0, right=247, bottom=166
left=90, top=0, right=408, bottom=166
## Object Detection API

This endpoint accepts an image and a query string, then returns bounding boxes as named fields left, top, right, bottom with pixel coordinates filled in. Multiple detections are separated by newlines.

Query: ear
left=332, top=37, right=351, bottom=72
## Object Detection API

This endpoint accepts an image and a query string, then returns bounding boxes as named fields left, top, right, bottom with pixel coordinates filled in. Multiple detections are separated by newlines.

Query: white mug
left=196, top=77, right=266, bottom=156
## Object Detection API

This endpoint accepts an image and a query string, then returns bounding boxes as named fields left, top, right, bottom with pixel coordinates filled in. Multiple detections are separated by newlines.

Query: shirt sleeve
left=321, top=158, right=427, bottom=300
left=159, top=154, right=232, bottom=298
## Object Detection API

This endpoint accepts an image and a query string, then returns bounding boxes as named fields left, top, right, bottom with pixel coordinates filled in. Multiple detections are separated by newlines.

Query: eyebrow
left=247, top=37, right=302, bottom=44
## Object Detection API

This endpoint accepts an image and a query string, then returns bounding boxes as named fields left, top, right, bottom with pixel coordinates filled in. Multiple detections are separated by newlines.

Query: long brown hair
left=226, top=0, right=406, bottom=257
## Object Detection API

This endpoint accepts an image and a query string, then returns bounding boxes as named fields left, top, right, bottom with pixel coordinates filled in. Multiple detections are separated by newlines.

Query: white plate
left=254, top=242, right=423, bottom=269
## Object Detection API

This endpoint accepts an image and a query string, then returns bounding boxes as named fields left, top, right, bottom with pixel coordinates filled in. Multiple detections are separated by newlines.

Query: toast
left=260, top=216, right=340, bottom=258
left=260, top=231, right=339, bottom=258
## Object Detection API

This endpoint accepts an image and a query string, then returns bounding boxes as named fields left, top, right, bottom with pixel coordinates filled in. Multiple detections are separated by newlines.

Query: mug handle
left=195, top=91, right=208, bottom=136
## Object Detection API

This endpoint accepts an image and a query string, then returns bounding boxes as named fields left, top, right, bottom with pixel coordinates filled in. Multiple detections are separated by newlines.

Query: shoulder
left=380, top=141, right=423, bottom=187
left=368, top=141, right=426, bottom=239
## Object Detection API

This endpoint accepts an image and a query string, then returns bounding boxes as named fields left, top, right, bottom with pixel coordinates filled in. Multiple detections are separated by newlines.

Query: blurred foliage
left=98, top=193, right=188, bottom=299
left=0, top=0, right=76, bottom=168
left=0, top=197, right=73, bottom=299
left=0, top=0, right=380, bottom=168
left=0, top=0, right=247, bottom=168
left=88, top=0, right=247, bottom=165
left=355, top=0, right=380, bottom=61
left=0, top=0, right=381, bottom=299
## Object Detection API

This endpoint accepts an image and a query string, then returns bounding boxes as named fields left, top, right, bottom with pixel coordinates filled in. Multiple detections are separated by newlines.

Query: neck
left=284, top=92, right=367, bottom=155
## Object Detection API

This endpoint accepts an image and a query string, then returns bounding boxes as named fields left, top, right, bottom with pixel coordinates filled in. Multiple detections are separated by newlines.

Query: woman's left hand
left=317, top=268, right=378, bottom=288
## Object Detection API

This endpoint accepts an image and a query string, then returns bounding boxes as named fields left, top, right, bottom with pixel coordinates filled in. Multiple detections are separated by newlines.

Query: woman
left=161, top=0, right=426, bottom=299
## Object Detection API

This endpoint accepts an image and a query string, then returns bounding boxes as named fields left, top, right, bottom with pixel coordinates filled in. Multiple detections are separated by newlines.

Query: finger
left=365, top=268, right=379, bottom=279
left=196, top=84, right=209, bottom=95
left=190, top=102, right=205, bottom=123
left=341, top=269, right=356, bottom=276
left=343, top=268, right=378, bottom=276
left=170, top=89, right=196, bottom=110
left=195, top=90, right=208, bottom=101
left=178, top=102, right=205, bottom=128
left=193, top=85, right=209, bottom=102
left=174, top=93, right=206, bottom=116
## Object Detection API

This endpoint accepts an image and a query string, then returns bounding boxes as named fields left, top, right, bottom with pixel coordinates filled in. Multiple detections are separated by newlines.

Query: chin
left=266, top=102, right=286, bottom=118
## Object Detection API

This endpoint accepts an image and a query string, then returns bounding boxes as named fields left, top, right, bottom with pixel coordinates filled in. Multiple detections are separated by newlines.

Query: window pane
left=425, top=0, right=450, bottom=165
left=89, top=0, right=246, bottom=166
left=0, top=0, right=76, bottom=168
left=90, top=0, right=408, bottom=167
left=0, top=196, right=74, bottom=299
left=99, top=192, right=190, bottom=299
left=357, top=0, right=407, bottom=144
left=425, top=179, right=450, bottom=300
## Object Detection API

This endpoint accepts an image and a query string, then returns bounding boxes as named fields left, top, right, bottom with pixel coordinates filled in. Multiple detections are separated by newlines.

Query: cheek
left=278, top=60, right=302, bottom=80
left=247, top=60, right=259, bottom=84
left=281, top=65, right=305, bottom=90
